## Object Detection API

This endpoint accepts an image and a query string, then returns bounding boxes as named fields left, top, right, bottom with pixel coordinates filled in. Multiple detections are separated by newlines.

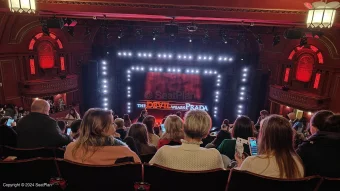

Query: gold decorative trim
left=36, top=0, right=308, bottom=15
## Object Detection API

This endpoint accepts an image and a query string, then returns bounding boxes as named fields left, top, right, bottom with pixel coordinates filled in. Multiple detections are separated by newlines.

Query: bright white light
left=240, top=92, right=244, bottom=95
left=118, top=52, right=121, bottom=56
left=229, top=58, right=233, bottom=61
left=131, top=67, right=135, bottom=70
left=138, top=53, right=142, bottom=57
left=242, top=78, right=246, bottom=82
left=215, top=95, right=219, bottom=98
left=127, top=87, right=131, bottom=90
left=159, top=68, right=163, bottom=72
left=195, top=70, right=199, bottom=73
left=127, top=94, right=131, bottom=97
left=204, top=70, right=207, bottom=74
left=127, top=91, right=130, bottom=94
left=238, top=105, right=243, bottom=108
left=153, top=37, right=156, bottom=41
left=217, top=79, right=220, bottom=82
left=214, top=107, right=217, bottom=110
left=186, top=69, right=189, bottom=73
left=198, top=56, right=202, bottom=60
left=217, top=75, right=221, bottom=78
left=103, top=80, right=107, bottom=83
left=178, top=55, right=182, bottom=59
left=150, top=68, right=153, bottom=71
left=224, top=57, right=227, bottom=61
left=184, top=55, right=187, bottom=59
left=237, top=115, right=241, bottom=117
left=189, top=56, right=192, bottom=59
left=143, top=53, right=147, bottom=57
left=102, top=61, right=106, bottom=65
left=214, top=115, right=217, bottom=117
left=102, top=72, right=107, bottom=75
left=127, top=102, right=131, bottom=105
left=191, top=69, right=194, bottom=73
left=216, top=91, right=219, bottom=94
left=241, top=87, right=245, bottom=90
left=128, top=106, right=131, bottom=109
left=209, top=56, right=213, bottom=60
left=103, top=90, right=107, bottom=93
left=168, top=68, right=171, bottom=72
left=148, top=53, right=152, bottom=57
left=218, top=57, right=222, bottom=61
left=243, top=68, right=248, bottom=72
left=241, top=58, right=244, bottom=61
left=189, top=39, right=192, bottom=43
left=104, top=108, right=108, bottom=110
left=215, top=99, right=218, bottom=102
left=243, top=73, right=247, bottom=77
left=104, top=103, right=108, bottom=106
left=217, top=83, right=220, bottom=86
left=214, top=110, right=217, bottom=113
left=136, top=67, right=140, bottom=71
left=238, top=110, right=242, bottom=113
left=123, top=52, right=127, bottom=56
left=163, top=54, right=166, bottom=58
left=103, top=98, right=108, bottom=101
left=141, top=67, right=144, bottom=71
left=158, top=54, right=161, bottom=58
left=102, top=66, right=107, bottom=70
left=169, top=54, right=172, bottom=58
left=214, top=71, right=217, bottom=74
left=127, top=79, right=130, bottom=81
left=240, top=97, right=244, bottom=100
left=128, top=52, right=132, bottom=56
left=155, top=68, right=158, bottom=72
left=209, top=71, right=212, bottom=74
left=203, top=56, right=207, bottom=60
left=127, top=70, right=131, bottom=73
left=172, top=69, right=176, bottom=72
left=177, top=69, right=181, bottom=72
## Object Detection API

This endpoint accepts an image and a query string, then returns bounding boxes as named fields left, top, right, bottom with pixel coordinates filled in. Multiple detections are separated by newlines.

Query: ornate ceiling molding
left=36, top=0, right=308, bottom=15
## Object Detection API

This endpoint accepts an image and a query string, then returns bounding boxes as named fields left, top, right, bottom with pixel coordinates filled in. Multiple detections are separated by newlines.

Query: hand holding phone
left=6, top=119, right=14, bottom=127
left=248, top=137, right=258, bottom=156
left=66, top=128, right=72, bottom=136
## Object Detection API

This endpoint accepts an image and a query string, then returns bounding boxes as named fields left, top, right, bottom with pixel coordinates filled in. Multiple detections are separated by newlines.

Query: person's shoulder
left=113, top=138, right=127, bottom=146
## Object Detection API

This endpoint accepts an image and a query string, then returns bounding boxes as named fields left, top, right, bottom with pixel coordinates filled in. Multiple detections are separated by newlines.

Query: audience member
left=158, top=115, right=184, bottom=148
left=64, top=108, right=140, bottom=164
left=123, top=114, right=132, bottom=128
left=143, top=115, right=160, bottom=147
left=287, top=112, right=297, bottom=126
left=123, top=136, right=140, bottom=155
left=207, top=119, right=232, bottom=148
left=150, top=110, right=223, bottom=171
left=176, top=111, right=182, bottom=118
left=297, top=111, right=340, bottom=177
left=137, top=110, right=148, bottom=122
left=236, top=115, right=304, bottom=179
left=113, top=115, right=118, bottom=120
left=65, top=108, right=81, bottom=120
left=254, top=110, right=269, bottom=130
left=0, top=116, right=17, bottom=147
left=57, top=120, right=67, bottom=134
left=16, top=99, right=72, bottom=148
left=70, top=119, right=82, bottom=139
left=114, top=118, right=127, bottom=139
left=128, top=123, right=157, bottom=155
left=293, top=117, right=307, bottom=133
left=218, top=116, right=253, bottom=160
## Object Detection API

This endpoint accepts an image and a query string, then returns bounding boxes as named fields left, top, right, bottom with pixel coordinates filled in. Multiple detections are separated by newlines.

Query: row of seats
left=0, top=146, right=65, bottom=160
left=0, top=157, right=339, bottom=191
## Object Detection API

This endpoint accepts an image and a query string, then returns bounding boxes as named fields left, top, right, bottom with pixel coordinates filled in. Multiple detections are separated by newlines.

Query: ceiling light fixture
left=305, top=1, right=339, bottom=28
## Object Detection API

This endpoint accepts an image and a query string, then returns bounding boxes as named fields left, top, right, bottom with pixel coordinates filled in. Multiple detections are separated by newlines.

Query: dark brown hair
left=128, top=123, right=149, bottom=151
left=259, top=115, right=303, bottom=178
left=311, top=110, right=334, bottom=131
left=143, top=115, right=155, bottom=134
left=323, top=114, right=340, bottom=133
left=232, top=116, right=253, bottom=139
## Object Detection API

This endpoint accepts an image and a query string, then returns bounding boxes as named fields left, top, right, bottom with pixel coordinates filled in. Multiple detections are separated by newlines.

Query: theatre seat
left=318, top=177, right=340, bottom=191
left=0, top=158, right=61, bottom=190
left=56, top=159, right=142, bottom=191
left=226, top=169, right=322, bottom=191
left=1, top=146, right=57, bottom=159
left=140, top=154, right=155, bottom=163
left=143, top=164, right=230, bottom=191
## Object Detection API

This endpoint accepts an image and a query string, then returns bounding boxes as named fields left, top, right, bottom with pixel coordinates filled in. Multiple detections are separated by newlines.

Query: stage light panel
left=158, top=54, right=161, bottom=58
left=123, top=52, right=127, bottom=56
left=102, top=72, right=107, bottom=75
left=128, top=52, right=132, bottom=56
left=203, top=56, right=207, bottom=60
left=148, top=53, right=152, bottom=57
left=198, top=56, right=202, bottom=60
left=189, top=56, right=193, bottom=59
left=243, top=73, right=247, bottom=77
left=209, top=56, right=213, bottom=60
left=127, top=87, right=131, bottom=90
left=242, top=78, right=246, bottom=82
left=243, top=68, right=248, bottom=72
left=118, top=52, right=122, bottom=56
left=127, top=70, right=131, bottom=73
left=102, top=61, right=106, bottom=65
left=217, top=83, right=220, bottom=86
left=240, top=92, right=244, bottom=95
left=238, top=105, right=243, bottom=108
left=127, top=102, right=131, bottom=105
left=103, top=98, right=108, bottom=101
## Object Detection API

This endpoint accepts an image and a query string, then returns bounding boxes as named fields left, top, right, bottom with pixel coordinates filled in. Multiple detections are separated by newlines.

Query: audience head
left=323, top=114, right=340, bottom=133
left=163, top=115, right=184, bottom=141
left=143, top=115, right=155, bottom=134
left=114, top=118, right=124, bottom=129
left=310, top=110, right=334, bottom=134
left=57, top=120, right=66, bottom=133
left=183, top=110, right=211, bottom=140
left=221, top=119, right=230, bottom=131
left=176, top=111, right=182, bottom=118
left=232, top=116, right=253, bottom=139
left=123, top=114, right=130, bottom=121
left=31, top=99, right=50, bottom=115
left=69, top=108, right=76, bottom=115
left=260, top=110, right=269, bottom=118
left=140, top=110, right=148, bottom=117
left=128, top=123, right=149, bottom=145
left=259, top=115, right=302, bottom=178
left=73, top=108, right=115, bottom=161
left=113, top=115, right=118, bottom=120
left=287, top=112, right=296, bottom=121
left=70, top=119, right=82, bottom=139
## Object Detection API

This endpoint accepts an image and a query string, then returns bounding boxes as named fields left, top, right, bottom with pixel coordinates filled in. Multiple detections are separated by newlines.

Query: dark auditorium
left=1, top=0, right=340, bottom=190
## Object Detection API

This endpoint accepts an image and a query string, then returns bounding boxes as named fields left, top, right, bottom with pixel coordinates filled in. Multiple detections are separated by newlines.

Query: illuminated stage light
left=238, top=110, right=242, bottom=113
left=209, top=56, right=213, bottom=60
left=217, top=75, right=221, bottom=78
left=215, top=99, right=218, bottom=102
left=131, top=67, right=135, bottom=70
left=127, top=70, right=131, bottom=73
left=127, top=87, right=131, bottom=90
left=141, top=67, right=144, bottom=71
left=224, top=57, right=227, bottom=61
left=240, top=92, right=244, bottom=95
left=127, top=106, right=131, bottom=109
left=243, top=73, right=247, bottom=77
left=136, top=67, right=140, bottom=71
left=217, top=79, right=220, bottom=82
left=189, top=56, right=193, bottom=59
left=203, top=56, right=207, bottom=60
left=240, top=97, right=244, bottom=100
left=238, top=105, right=243, bottom=108
left=103, top=80, right=107, bottom=83
left=241, top=87, right=245, bottom=90
left=128, top=52, right=132, bottom=56
left=163, top=54, right=167, bottom=58
left=186, top=69, right=189, bottom=73
left=104, top=108, right=108, bottom=110
left=214, top=71, right=217, bottom=74
left=118, top=52, right=122, bottom=56
left=103, top=98, right=108, bottom=101
left=229, top=58, right=233, bottom=61
left=128, top=110, right=131, bottom=113
left=209, top=71, right=212, bottom=74
left=102, top=72, right=107, bottom=75
left=216, top=91, right=219, bottom=94
left=198, top=56, right=202, bottom=60
left=172, top=69, right=176, bottom=72
left=148, top=53, right=152, bottom=57
left=191, top=69, right=194, bottom=73
left=155, top=68, right=158, bottom=72
left=215, top=95, right=219, bottom=98
left=241, top=58, right=244, bottom=61
left=169, top=54, right=172, bottom=58
left=184, top=55, right=187, bottom=59
left=242, top=78, right=246, bottom=82
left=123, top=52, right=127, bottom=56
left=237, top=115, right=241, bottom=117
left=178, top=55, right=182, bottom=59
left=204, top=70, right=207, bottom=74
left=243, top=68, right=248, bottom=72
left=127, top=91, right=131, bottom=94
left=158, top=54, right=161, bottom=58
left=196, top=70, right=199, bottom=73
left=127, top=102, right=131, bottom=105
left=104, top=103, right=108, bottom=106
left=127, top=94, right=131, bottom=97
left=138, top=53, right=142, bottom=57
left=168, top=68, right=171, bottom=72
left=214, top=110, right=217, bottom=114
left=150, top=68, right=153, bottom=71
left=214, top=115, right=217, bottom=117
left=103, top=90, right=107, bottom=93
left=102, top=66, right=107, bottom=70
left=159, top=68, right=163, bottom=72
left=127, top=79, right=130, bottom=81
left=177, top=69, right=181, bottom=72
left=217, top=83, right=220, bottom=86
left=102, top=61, right=106, bottom=65
left=214, top=107, right=217, bottom=110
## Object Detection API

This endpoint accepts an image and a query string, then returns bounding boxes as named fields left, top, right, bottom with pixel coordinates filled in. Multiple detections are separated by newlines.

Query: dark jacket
left=0, top=125, right=17, bottom=147
left=16, top=112, right=72, bottom=148
left=297, top=131, right=340, bottom=178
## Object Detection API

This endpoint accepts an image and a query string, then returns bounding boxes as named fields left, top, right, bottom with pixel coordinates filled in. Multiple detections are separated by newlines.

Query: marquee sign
left=137, top=101, right=208, bottom=111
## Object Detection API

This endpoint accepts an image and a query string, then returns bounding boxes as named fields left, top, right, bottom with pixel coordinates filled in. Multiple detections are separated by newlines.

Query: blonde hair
left=114, top=118, right=124, bottom=128
left=72, top=108, right=115, bottom=162
left=162, top=115, right=184, bottom=141
left=184, top=110, right=211, bottom=139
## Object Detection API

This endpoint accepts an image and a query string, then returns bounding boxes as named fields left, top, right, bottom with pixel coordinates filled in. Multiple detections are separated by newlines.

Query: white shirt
left=150, top=140, right=224, bottom=171
left=148, top=133, right=160, bottom=147
left=240, top=155, right=304, bottom=178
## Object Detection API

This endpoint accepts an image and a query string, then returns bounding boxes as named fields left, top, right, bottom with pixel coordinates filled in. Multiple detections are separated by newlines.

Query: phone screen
left=248, top=137, right=258, bottom=156
left=66, top=128, right=72, bottom=135
left=160, top=124, right=165, bottom=132
left=6, top=119, right=14, bottom=126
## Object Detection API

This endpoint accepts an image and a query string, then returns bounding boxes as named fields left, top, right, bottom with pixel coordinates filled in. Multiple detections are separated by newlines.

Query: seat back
left=54, top=148, right=65, bottom=158
left=56, top=159, right=142, bottom=191
left=226, top=169, right=322, bottom=191
left=140, top=154, right=154, bottom=163
left=0, top=158, right=59, bottom=185
left=143, top=164, right=230, bottom=191
left=318, top=177, right=340, bottom=191
left=2, top=146, right=56, bottom=159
